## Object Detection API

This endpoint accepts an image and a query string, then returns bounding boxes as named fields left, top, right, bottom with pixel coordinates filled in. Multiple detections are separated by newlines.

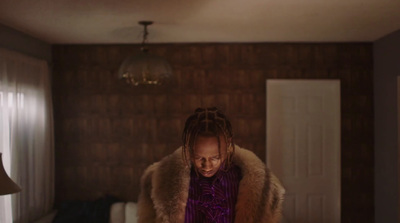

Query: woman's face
left=192, top=135, right=228, bottom=178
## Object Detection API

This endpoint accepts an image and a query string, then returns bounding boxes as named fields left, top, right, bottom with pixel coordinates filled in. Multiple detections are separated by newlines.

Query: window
left=0, top=48, right=54, bottom=223
left=0, top=91, right=24, bottom=108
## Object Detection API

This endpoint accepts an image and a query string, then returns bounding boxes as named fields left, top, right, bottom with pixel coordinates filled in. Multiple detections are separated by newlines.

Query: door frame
left=398, top=76, right=400, bottom=223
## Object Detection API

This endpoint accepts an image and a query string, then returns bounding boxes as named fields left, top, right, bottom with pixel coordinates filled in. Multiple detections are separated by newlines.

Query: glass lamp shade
left=118, top=51, right=172, bottom=86
left=0, top=153, right=21, bottom=195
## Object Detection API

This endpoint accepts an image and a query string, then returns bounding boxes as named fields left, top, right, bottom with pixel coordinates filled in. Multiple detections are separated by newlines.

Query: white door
left=266, top=80, right=341, bottom=223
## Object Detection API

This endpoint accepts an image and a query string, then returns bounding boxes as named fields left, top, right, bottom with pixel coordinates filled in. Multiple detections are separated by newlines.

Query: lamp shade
left=0, top=153, right=21, bottom=195
left=118, top=51, right=172, bottom=86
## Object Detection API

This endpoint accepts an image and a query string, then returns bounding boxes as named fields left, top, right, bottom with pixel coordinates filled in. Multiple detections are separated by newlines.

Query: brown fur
left=137, top=146, right=285, bottom=223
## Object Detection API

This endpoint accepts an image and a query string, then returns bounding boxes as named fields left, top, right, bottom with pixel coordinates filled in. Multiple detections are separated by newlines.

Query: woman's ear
left=228, top=138, right=233, bottom=147
left=227, top=138, right=233, bottom=153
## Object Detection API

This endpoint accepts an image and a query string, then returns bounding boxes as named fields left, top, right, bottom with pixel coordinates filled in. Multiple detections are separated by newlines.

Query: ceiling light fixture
left=118, top=21, right=172, bottom=86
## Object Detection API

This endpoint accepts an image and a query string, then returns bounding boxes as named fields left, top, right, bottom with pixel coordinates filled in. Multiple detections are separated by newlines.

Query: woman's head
left=182, top=107, right=234, bottom=177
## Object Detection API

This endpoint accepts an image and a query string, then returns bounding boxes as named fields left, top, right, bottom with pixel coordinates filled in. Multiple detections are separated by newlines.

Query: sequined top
left=184, top=164, right=242, bottom=223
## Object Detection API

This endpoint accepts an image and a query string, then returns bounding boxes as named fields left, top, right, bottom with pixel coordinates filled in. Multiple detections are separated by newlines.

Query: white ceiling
left=1, top=0, right=400, bottom=44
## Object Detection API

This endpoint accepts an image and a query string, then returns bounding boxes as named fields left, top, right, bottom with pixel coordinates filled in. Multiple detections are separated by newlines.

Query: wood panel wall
left=52, top=43, right=374, bottom=222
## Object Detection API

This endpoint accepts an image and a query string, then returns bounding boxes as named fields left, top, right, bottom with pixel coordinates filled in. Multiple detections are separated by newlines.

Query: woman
left=137, top=107, right=285, bottom=223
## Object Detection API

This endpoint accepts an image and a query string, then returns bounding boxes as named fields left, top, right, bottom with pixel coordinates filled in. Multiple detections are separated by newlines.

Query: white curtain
left=0, top=48, right=54, bottom=223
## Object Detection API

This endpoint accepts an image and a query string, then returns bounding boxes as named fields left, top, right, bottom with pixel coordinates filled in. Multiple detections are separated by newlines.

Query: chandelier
left=118, top=21, right=172, bottom=86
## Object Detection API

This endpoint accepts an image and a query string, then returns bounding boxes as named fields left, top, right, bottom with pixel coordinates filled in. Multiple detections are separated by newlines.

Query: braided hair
left=182, top=107, right=235, bottom=170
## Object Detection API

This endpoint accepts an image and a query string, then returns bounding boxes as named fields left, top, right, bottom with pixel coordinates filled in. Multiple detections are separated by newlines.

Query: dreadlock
left=182, top=107, right=235, bottom=170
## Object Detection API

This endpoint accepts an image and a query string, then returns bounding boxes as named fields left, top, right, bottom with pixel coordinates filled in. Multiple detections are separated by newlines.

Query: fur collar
left=144, top=146, right=283, bottom=223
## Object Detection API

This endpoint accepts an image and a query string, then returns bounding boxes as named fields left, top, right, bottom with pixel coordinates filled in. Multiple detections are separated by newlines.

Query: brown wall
left=52, top=43, right=374, bottom=222
left=374, top=30, right=400, bottom=223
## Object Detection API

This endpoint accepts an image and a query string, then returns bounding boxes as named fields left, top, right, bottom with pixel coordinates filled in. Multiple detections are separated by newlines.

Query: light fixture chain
left=139, top=21, right=153, bottom=51
left=142, top=24, right=149, bottom=47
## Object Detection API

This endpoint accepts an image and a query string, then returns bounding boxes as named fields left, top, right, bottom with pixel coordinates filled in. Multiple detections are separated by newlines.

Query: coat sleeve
left=267, top=172, right=285, bottom=222
left=137, top=164, right=157, bottom=223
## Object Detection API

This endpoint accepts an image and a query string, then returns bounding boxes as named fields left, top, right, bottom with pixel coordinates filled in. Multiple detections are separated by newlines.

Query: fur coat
left=137, top=145, right=285, bottom=223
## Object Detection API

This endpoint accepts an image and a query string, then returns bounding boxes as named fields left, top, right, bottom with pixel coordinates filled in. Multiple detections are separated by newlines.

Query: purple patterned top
left=184, top=164, right=242, bottom=223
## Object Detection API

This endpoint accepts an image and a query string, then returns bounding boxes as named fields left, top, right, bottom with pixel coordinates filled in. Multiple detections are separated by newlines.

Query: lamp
left=118, top=21, right=173, bottom=86
left=0, top=153, right=21, bottom=195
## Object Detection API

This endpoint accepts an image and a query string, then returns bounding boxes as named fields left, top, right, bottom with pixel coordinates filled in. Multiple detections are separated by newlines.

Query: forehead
left=193, top=135, right=227, bottom=155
